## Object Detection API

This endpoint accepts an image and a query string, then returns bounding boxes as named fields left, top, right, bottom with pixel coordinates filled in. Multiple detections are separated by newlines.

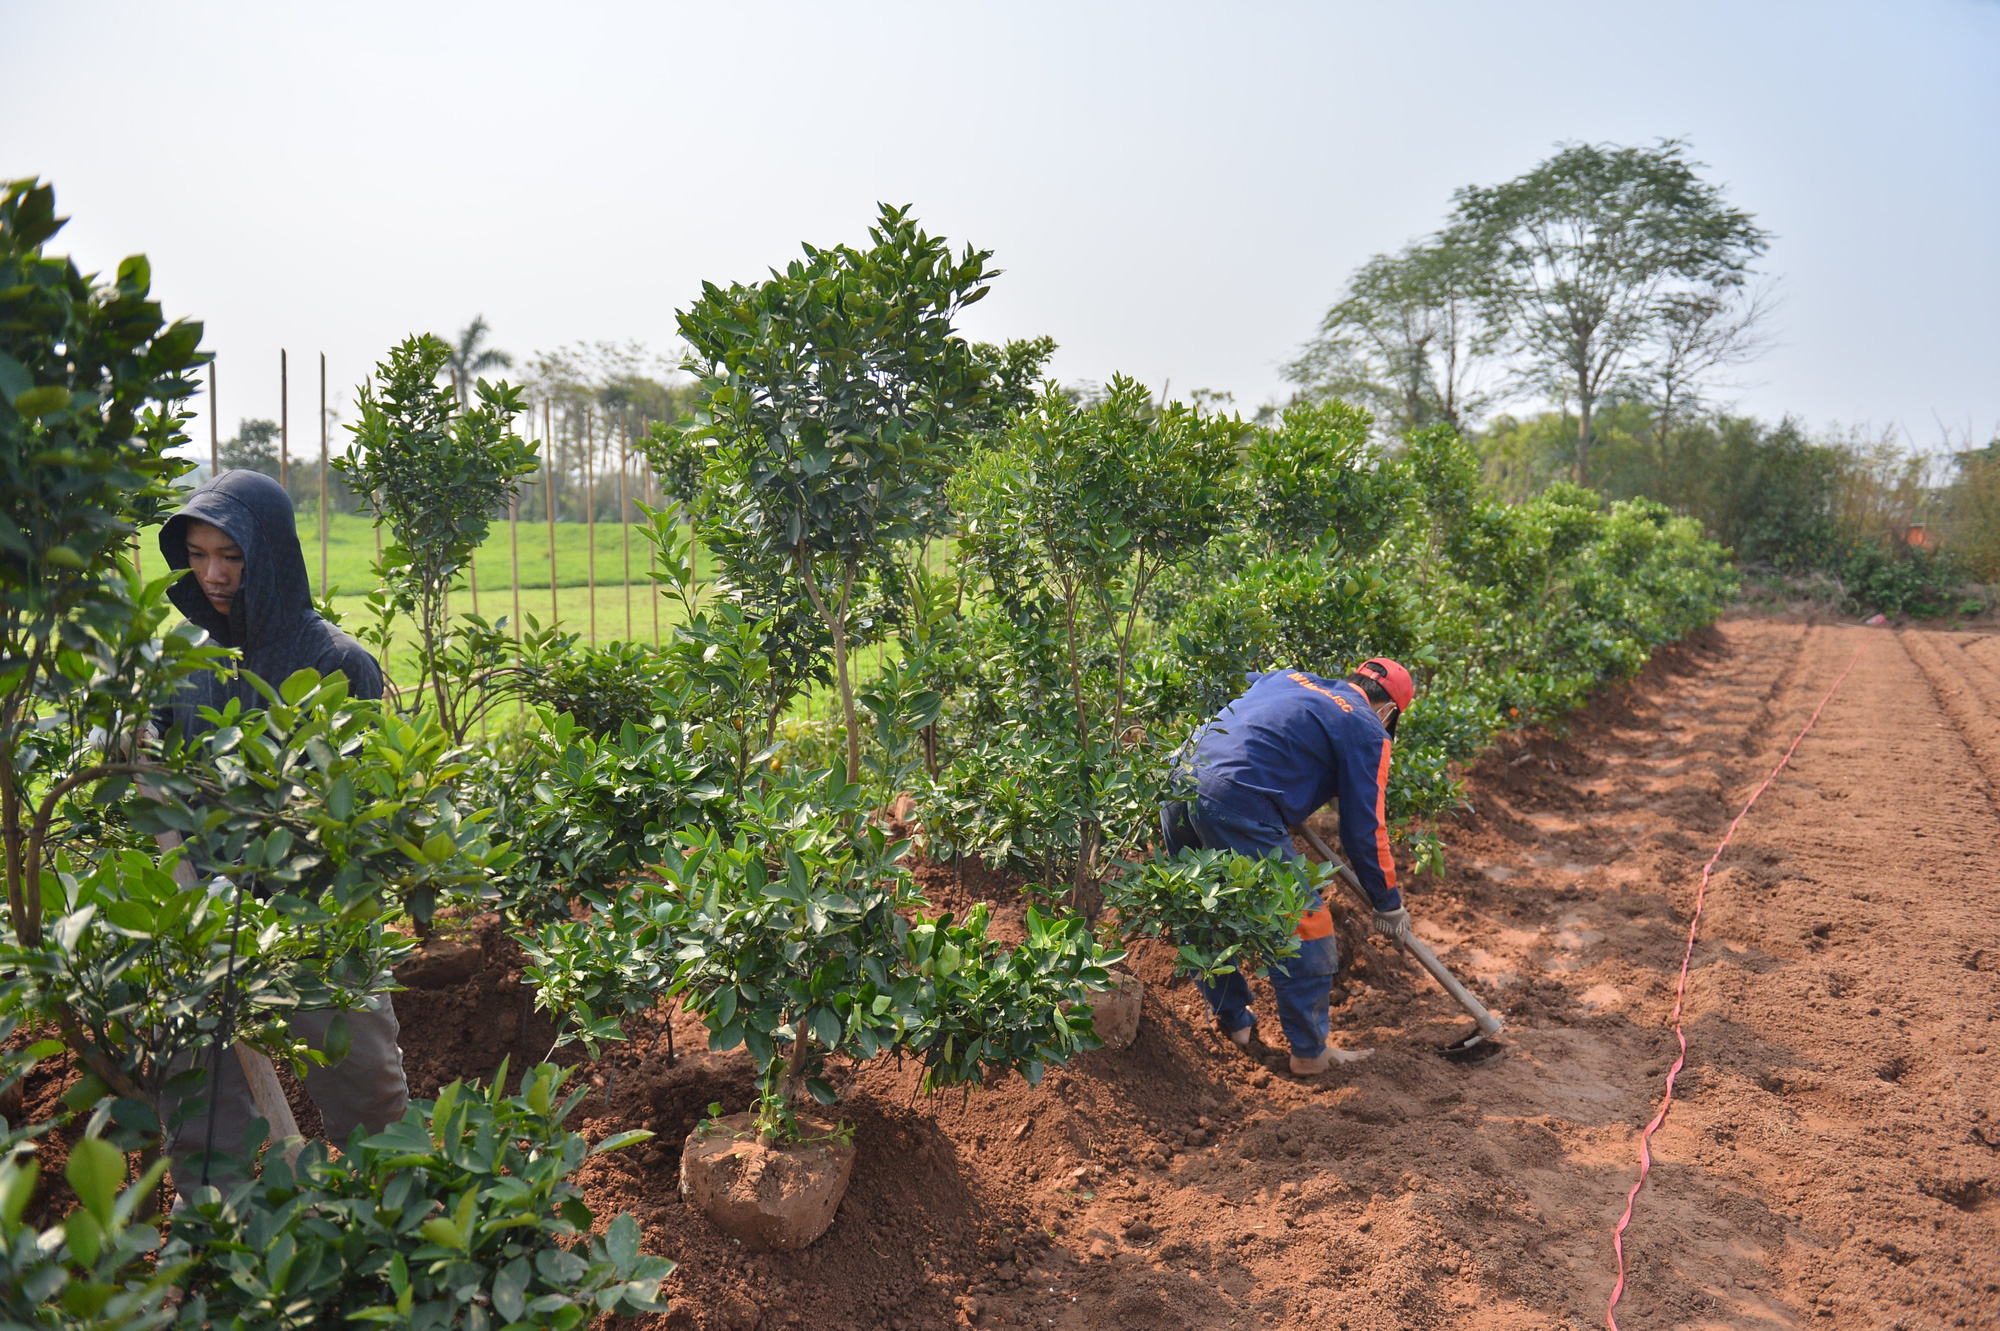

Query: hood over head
left=160, top=470, right=314, bottom=649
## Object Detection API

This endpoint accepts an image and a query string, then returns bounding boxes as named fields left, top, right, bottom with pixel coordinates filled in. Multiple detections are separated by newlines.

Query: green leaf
left=322, top=1011, right=353, bottom=1064
left=525, top=1069, right=553, bottom=1116
left=591, top=1130, right=654, bottom=1156
left=491, top=1257, right=529, bottom=1322
left=0, top=1159, right=38, bottom=1228
left=0, top=352, right=30, bottom=403
left=418, top=1216, right=463, bottom=1250
left=606, top=1211, right=642, bottom=1269
left=13, top=384, right=72, bottom=418
left=64, top=1136, right=123, bottom=1224
left=65, top=1206, right=105, bottom=1267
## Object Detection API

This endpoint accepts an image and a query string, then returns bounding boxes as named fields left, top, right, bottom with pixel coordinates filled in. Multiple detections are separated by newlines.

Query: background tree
left=443, top=315, right=513, bottom=408
left=217, top=417, right=282, bottom=476
left=524, top=341, right=691, bottom=523
left=1284, top=235, right=1497, bottom=435
left=676, top=203, right=996, bottom=785
left=1449, top=139, right=1770, bottom=484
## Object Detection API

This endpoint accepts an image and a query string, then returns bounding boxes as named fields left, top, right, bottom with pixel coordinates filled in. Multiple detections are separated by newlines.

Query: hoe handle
left=1290, top=822, right=1504, bottom=1041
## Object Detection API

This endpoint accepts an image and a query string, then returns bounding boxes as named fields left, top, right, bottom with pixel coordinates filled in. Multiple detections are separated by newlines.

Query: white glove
left=1372, top=906, right=1411, bottom=942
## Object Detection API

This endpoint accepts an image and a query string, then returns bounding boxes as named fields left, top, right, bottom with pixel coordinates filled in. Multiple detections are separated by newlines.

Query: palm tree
left=443, top=316, right=513, bottom=406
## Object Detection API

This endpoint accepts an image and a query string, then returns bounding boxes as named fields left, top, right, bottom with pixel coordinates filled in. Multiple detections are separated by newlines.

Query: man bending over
left=1162, top=659, right=1415, bottom=1074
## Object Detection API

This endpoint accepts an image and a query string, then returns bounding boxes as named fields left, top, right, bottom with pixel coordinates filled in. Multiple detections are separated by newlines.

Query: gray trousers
left=167, top=992, right=409, bottom=1198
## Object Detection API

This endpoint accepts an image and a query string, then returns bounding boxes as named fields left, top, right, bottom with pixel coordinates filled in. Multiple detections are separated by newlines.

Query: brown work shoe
left=1220, top=1023, right=1252, bottom=1049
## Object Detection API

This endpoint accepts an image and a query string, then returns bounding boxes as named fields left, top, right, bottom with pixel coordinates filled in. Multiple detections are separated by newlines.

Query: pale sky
left=6, top=1, right=1997, bottom=454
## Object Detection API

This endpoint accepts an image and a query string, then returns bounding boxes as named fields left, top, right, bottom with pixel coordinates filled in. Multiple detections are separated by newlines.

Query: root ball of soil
left=679, top=1113, right=855, bottom=1251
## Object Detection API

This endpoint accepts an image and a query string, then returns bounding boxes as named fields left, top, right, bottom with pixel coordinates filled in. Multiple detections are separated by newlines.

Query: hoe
left=1290, top=819, right=1505, bottom=1061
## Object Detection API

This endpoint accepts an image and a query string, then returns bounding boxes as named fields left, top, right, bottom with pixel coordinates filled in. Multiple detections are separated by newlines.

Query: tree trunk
left=779, top=1028, right=813, bottom=1101
left=797, top=549, right=862, bottom=787
left=1575, top=391, right=1594, bottom=486
left=831, top=614, right=860, bottom=787
left=1, top=763, right=27, bottom=946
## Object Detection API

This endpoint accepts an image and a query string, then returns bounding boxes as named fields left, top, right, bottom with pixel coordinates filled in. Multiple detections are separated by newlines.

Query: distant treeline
left=1471, top=400, right=1997, bottom=616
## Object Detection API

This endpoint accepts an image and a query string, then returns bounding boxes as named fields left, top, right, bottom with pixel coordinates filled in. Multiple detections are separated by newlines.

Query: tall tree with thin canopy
left=1284, top=234, right=1498, bottom=435
left=1450, top=140, right=1769, bottom=484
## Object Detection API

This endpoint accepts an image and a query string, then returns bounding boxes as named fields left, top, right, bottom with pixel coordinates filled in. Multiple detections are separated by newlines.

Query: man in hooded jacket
left=156, top=470, right=408, bottom=1194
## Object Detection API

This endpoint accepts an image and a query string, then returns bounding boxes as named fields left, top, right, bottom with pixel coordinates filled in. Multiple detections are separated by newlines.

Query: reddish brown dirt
left=12, top=617, right=1999, bottom=1328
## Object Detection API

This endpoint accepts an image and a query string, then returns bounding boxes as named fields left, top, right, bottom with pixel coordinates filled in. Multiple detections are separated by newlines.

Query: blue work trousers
left=1175, top=796, right=1339, bottom=1059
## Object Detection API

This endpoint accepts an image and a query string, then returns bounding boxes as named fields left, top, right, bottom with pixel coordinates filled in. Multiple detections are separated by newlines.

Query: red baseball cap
left=1355, top=657, right=1415, bottom=712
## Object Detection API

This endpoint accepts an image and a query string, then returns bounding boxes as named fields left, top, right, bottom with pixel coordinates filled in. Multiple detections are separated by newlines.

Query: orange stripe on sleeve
left=1373, top=738, right=1396, bottom=894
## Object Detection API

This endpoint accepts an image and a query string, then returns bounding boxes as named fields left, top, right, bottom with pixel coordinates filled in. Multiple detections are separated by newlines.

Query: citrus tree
left=658, top=773, right=1114, bottom=1142
left=675, top=203, right=995, bottom=785
left=334, top=333, right=539, bottom=738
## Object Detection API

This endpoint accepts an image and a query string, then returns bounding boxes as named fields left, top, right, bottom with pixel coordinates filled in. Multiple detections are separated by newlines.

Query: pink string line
left=1606, top=642, right=1867, bottom=1329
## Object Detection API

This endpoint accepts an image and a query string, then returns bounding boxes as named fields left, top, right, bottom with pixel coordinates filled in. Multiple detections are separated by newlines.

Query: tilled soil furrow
left=1655, top=624, right=2000, bottom=1330
left=1904, top=627, right=2000, bottom=809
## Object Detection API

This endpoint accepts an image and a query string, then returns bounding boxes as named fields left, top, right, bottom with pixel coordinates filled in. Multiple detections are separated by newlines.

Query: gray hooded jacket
left=158, top=470, right=382, bottom=736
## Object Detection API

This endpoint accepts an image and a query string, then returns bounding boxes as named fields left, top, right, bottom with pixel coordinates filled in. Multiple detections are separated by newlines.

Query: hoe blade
left=1440, top=1027, right=1504, bottom=1063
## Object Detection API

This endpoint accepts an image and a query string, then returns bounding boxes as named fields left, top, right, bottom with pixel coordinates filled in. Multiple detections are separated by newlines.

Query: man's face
left=184, top=520, right=244, bottom=615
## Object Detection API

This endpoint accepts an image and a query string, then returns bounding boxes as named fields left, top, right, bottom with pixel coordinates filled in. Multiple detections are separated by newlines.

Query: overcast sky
left=5, top=1, right=1996, bottom=454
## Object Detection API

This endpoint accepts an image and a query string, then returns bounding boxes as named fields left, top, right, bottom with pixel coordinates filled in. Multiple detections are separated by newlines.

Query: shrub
left=6, top=668, right=509, bottom=1154
left=509, top=638, right=680, bottom=739
left=1237, top=398, right=1412, bottom=559
left=659, top=774, right=1114, bottom=1141
left=170, top=1063, right=671, bottom=1329
left=0, top=1133, right=180, bottom=1331
left=473, top=712, right=727, bottom=925
left=1099, top=849, right=1320, bottom=983
left=1839, top=542, right=1964, bottom=618
left=334, top=334, right=539, bottom=738
left=519, top=884, right=676, bottom=1059
left=676, top=204, right=996, bottom=785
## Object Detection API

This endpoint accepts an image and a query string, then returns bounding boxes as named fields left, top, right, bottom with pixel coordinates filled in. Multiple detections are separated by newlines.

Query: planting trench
left=11, top=616, right=1998, bottom=1328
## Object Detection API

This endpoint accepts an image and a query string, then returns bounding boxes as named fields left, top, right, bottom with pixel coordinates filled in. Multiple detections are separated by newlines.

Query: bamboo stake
left=620, top=415, right=632, bottom=641
left=280, top=350, right=289, bottom=494
left=545, top=401, right=559, bottom=627
left=512, top=413, right=526, bottom=724
left=584, top=410, right=596, bottom=646
left=510, top=478, right=522, bottom=639
left=209, top=357, right=219, bottom=477
left=319, top=353, right=328, bottom=596
left=649, top=459, right=661, bottom=646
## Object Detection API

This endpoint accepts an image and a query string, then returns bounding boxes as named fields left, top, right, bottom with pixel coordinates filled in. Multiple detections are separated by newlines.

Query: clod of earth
left=679, top=1113, right=856, bottom=1251
left=1085, top=970, right=1144, bottom=1050
left=392, top=939, right=484, bottom=989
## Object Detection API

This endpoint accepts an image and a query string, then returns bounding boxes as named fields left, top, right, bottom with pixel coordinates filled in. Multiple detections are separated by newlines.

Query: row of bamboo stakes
left=135, top=352, right=673, bottom=677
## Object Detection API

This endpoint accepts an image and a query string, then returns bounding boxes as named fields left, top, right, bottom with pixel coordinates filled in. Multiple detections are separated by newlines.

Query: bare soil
left=13, top=617, right=1999, bottom=1328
